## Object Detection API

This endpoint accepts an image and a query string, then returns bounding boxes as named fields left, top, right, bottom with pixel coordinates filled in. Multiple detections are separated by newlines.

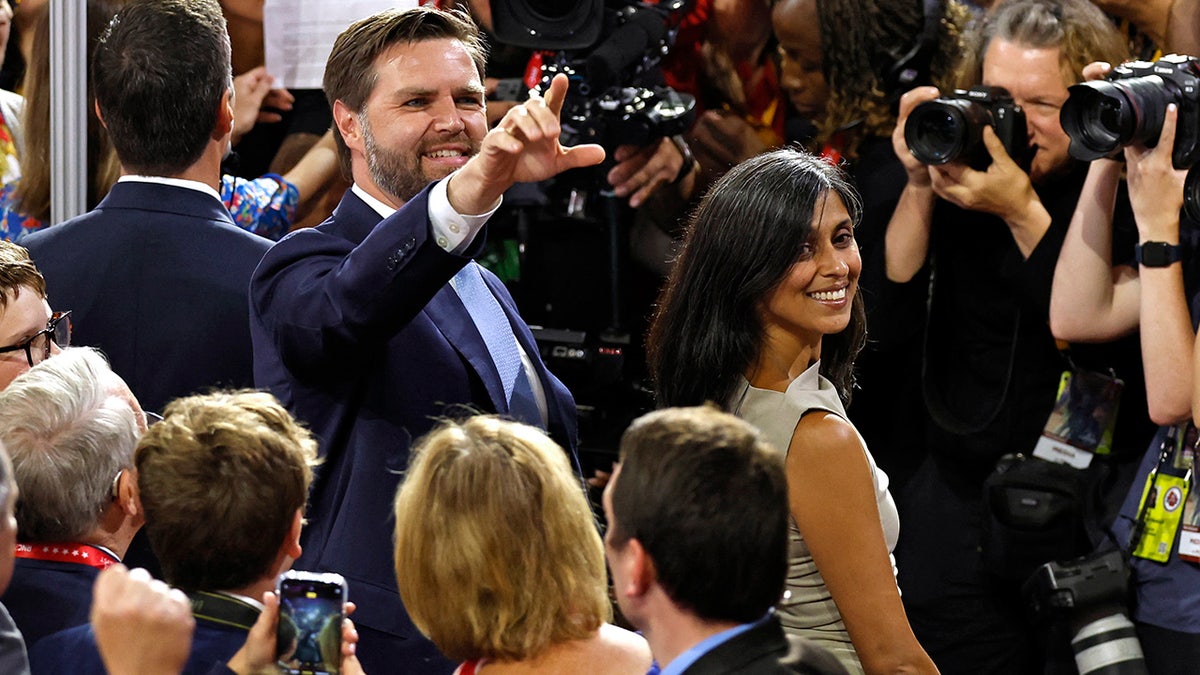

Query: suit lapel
left=425, top=282, right=508, bottom=414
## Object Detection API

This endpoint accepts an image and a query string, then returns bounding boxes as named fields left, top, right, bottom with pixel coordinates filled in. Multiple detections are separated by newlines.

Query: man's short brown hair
left=322, top=5, right=488, bottom=177
left=135, top=390, right=317, bottom=592
left=393, top=416, right=609, bottom=662
left=0, top=241, right=46, bottom=310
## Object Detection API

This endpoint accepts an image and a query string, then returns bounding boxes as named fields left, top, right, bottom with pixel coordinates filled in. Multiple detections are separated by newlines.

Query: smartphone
left=276, top=570, right=348, bottom=675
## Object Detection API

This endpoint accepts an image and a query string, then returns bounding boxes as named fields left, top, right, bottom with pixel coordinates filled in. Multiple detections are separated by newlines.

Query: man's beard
left=361, top=113, right=476, bottom=204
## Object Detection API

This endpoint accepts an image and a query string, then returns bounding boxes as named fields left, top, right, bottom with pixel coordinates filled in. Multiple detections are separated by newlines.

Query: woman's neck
left=747, top=330, right=820, bottom=391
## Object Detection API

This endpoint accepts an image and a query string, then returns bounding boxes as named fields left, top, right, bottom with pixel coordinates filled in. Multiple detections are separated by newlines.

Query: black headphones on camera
left=875, top=0, right=942, bottom=100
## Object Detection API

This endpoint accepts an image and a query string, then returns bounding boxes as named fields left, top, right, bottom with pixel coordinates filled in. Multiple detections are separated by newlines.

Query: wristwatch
left=1135, top=241, right=1183, bottom=267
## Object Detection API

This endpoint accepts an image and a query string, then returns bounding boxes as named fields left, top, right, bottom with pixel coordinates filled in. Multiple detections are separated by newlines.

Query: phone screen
left=277, top=576, right=345, bottom=675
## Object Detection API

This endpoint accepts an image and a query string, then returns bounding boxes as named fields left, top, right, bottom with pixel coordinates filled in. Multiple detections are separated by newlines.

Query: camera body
left=1062, top=54, right=1200, bottom=223
left=276, top=570, right=348, bottom=675
left=1024, top=550, right=1147, bottom=675
left=905, top=85, right=1029, bottom=170
left=1062, top=54, right=1200, bottom=168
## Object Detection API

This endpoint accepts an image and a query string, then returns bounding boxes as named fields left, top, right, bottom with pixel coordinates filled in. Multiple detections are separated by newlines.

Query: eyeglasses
left=0, top=311, right=72, bottom=367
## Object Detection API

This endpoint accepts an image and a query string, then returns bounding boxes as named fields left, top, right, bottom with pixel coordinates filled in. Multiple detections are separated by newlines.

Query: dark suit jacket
left=682, top=616, right=851, bottom=675
left=22, top=180, right=272, bottom=414
left=250, top=187, right=578, bottom=675
left=28, top=614, right=250, bottom=674
left=1, top=558, right=97, bottom=651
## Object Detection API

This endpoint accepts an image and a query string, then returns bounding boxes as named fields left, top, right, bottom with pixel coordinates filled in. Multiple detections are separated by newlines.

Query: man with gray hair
left=0, top=347, right=145, bottom=651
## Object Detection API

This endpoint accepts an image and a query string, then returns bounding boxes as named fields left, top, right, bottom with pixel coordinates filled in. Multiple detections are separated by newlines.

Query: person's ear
left=332, top=100, right=365, bottom=157
left=629, top=538, right=656, bottom=594
left=285, top=509, right=303, bottom=561
left=614, top=537, right=655, bottom=599
left=94, top=100, right=107, bottom=129
left=213, top=88, right=235, bottom=141
left=116, top=467, right=141, bottom=519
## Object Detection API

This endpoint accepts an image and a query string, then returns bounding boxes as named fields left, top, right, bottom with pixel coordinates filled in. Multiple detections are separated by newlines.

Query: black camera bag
left=981, top=453, right=1096, bottom=582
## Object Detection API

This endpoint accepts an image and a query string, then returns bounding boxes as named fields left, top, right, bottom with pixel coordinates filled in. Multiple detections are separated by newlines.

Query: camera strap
left=1128, top=424, right=1195, bottom=563
left=185, top=590, right=261, bottom=632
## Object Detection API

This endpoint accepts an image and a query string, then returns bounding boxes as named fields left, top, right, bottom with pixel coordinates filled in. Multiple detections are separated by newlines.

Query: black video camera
left=1024, top=550, right=1147, bottom=675
left=905, top=85, right=1029, bottom=170
left=1061, top=54, right=1200, bottom=222
left=492, top=0, right=696, bottom=152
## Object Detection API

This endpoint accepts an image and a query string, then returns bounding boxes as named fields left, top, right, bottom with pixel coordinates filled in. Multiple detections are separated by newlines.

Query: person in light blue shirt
left=603, top=405, right=850, bottom=675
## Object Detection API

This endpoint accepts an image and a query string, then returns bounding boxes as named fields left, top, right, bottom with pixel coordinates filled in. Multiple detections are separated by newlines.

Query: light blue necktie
left=453, top=263, right=543, bottom=427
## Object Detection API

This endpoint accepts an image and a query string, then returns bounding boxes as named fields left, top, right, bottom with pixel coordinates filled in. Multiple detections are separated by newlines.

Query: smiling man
left=249, top=6, right=603, bottom=674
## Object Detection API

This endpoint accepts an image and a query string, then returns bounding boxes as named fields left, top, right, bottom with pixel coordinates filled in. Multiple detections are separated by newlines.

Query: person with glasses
left=0, top=346, right=145, bottom=652
left=0, top=240, right=63, bottom=390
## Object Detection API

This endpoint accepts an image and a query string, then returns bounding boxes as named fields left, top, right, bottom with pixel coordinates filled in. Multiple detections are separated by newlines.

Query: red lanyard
left=15, top=543, right=119, bottom=570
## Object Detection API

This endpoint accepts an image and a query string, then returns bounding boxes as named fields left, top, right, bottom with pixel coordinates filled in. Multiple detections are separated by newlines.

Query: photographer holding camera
left=886, top=1, right=1153, bottom=671
left=1051, top=55, right=1200, bottom=672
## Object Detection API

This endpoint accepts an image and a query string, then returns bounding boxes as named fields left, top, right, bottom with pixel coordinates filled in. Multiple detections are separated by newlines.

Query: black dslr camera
left=1061, top=54, right=1200, bottom=222
left=904, top=85, right=1029, bottom=170
left=1024, top=550, right=1147, bottom=675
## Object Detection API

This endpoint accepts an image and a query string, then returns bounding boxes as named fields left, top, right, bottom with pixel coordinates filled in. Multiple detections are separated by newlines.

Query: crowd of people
left=0, top=0, right=1197, bottom=673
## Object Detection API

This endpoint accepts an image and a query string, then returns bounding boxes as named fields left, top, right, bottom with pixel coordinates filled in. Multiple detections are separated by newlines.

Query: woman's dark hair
left=647, top=147, right=867, bottom=409
left=786, top=0, right=970, bottom=161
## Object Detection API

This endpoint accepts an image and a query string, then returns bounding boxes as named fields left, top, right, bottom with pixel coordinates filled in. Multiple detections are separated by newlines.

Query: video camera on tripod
left=488, top=0, right=696, bottom=455
left=492, top=0, right=696, bottom=154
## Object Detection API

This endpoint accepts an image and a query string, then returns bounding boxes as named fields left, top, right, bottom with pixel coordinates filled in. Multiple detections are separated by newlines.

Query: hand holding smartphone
left=276, top=571, right=348, bottom=675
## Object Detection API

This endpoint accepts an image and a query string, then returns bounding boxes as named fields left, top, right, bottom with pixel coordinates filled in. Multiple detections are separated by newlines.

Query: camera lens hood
left=906, top=98, right=985, bottom=165
left=1061, top=81, right=1138, bottom=161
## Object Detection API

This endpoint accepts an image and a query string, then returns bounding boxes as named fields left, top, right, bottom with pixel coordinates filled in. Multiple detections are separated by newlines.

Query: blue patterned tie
left=453, top=263, right=544, bottom=427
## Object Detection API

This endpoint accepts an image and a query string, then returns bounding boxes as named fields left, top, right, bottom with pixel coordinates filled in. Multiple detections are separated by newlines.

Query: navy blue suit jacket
left=250, top=187, right=578, bottom=675
left=22, top=181, right=272, bottom=414
left=29, top=614, right=249, bottom=674
left=683, top=616, right=850, bottom=675
left=0, top=558, right=97, bottom=651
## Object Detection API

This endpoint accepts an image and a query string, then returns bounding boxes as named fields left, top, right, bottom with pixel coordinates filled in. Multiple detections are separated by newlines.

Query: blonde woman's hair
left=393, top=416, right=609, bottom=662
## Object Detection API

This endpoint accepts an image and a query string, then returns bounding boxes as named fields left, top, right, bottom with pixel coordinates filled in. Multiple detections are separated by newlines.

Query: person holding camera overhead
left=886, top=0, right=1152, bottom=671
left=1051, top=55, right=1200, bottom=672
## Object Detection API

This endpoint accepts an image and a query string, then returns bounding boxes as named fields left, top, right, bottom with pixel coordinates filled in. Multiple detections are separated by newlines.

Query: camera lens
left=1062, top=77, right=1170, bottom=161
left=1071, top=613, right=1147, bottom=675
left=905, top=98, right=989, bottom=165
left=1184, top=165, right=1200, bottom=224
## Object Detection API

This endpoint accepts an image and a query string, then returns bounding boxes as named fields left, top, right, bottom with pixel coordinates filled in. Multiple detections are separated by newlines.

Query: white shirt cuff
left=428, top=177, right=502, bottom=253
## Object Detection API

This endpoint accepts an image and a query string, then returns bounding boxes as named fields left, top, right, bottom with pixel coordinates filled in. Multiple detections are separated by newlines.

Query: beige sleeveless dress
left=730, top=362, right=900, bottom=675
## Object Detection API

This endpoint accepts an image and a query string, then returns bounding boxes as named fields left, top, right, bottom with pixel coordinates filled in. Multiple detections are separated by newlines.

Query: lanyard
left=14, top=542, right=119, bottom=569
left=1128, top=424, right=1196, bottom=554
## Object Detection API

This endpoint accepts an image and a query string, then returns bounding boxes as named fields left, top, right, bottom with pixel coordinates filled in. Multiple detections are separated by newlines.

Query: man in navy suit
left=604, top=407, right=849, bottom=675
left=30, top=390, right=319, bottom=675
left=21, top=0, right=271, bottom=416
left=0, top=347, right=144, bottom=652
left=249, top=7, right=603, bottom=674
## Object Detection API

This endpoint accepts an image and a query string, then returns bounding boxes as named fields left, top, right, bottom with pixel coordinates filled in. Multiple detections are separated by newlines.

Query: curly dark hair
left=803, top=0, right=972, bottom=160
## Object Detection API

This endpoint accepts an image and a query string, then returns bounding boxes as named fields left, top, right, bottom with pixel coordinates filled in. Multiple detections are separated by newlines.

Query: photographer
left=1050, top=57, right=1200, bottom=672
left=885, top=1, right=1151, bottom=671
